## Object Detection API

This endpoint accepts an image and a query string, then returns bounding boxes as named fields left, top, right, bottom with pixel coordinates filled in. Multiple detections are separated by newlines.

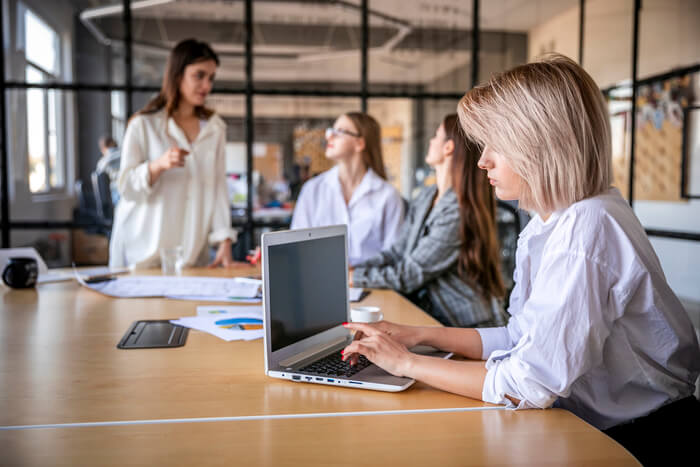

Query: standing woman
left=351, top=114, right=504, bottom=327
left=291, top=113, right=404, bottom=266
left=109, top=39, right=237, bottom=269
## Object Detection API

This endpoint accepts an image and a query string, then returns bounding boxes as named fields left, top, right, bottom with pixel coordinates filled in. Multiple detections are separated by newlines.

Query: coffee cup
left=2, top=257, right=38, bottom=289
left=350, top=306, right=383, bottom=323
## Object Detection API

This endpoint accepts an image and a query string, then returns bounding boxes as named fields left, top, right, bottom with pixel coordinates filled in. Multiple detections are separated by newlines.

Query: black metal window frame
left=681, top=105, right=700, bottom=200
left=2, top=0, right=700, bottom=247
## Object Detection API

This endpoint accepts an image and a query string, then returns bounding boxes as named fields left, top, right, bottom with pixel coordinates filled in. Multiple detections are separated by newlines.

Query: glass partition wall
left=2, top=1, right=698, bottom=270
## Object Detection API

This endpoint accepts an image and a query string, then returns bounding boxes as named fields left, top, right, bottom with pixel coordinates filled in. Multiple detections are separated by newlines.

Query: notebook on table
left=261, top=225, right=450, bottom=392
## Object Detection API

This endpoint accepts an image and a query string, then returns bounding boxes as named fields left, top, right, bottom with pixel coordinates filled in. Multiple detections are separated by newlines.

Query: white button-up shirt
left=290, top=166, right=404, bottom=266
left=477, top=188, right=700, bottom=430
left=109, top=110, right=236, bottom=269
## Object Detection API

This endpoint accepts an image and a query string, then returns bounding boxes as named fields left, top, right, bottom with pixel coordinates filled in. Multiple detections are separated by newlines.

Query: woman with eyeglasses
left=290, top=112, right=404, bottom=266
left=109, top=39, right=237, bottom=269
left=350, top=114, right=505, bottom=328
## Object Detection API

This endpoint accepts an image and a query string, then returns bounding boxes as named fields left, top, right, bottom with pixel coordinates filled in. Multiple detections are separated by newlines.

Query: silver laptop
left=261, top=225, right=450, bottom=392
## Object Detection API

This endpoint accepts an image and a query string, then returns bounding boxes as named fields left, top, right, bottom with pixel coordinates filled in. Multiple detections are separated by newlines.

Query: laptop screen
left=267, top=234, right=347, bottom=351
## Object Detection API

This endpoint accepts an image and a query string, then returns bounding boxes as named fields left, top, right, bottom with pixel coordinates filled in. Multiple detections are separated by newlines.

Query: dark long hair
left=343, top=112, right=387, bottom=180
left=138, top=38, right=219, bottom=119
left=444, top=114, right=505, bottom=300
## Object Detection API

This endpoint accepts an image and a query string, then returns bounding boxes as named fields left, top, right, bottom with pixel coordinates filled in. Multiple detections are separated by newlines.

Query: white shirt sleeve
left=117, top=117, right=153, bottom=202
left=381, top=191, right=405, bottom=250
left=208, top=129, right=237, bottom=245
left=476, top=327, right=513, bottom=360
left=290, top=183, right=313, bottom=230
left=482, top=250, right=624, bottom=409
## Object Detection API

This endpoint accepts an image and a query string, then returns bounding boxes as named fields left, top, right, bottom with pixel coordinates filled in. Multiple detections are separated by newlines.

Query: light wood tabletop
left=0, top=267, right=489, bottom=427
left=0, top=267, right=639, bottom=466
left=0, top=409, right=638, bottom=466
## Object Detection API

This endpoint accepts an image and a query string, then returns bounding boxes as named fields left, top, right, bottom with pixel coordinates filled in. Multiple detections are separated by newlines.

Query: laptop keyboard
left=300, top=352, right=371, bottom=378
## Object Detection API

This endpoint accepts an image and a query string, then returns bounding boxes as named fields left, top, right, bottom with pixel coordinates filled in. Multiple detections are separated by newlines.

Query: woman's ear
left=354, top=137, right=366, bottom=154
left=443, top=139, right=455, bottom=157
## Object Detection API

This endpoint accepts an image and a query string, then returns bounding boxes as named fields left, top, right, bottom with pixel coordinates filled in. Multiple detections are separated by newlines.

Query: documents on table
left=77, top=275, right=262, bottom=302
left=171, top=305, right=264, bottom=341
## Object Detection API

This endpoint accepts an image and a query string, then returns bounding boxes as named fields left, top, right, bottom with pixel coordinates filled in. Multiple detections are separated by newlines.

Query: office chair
left=496, top=200, right=521, bottom=309
left=91, top=171, right=114, bottom=233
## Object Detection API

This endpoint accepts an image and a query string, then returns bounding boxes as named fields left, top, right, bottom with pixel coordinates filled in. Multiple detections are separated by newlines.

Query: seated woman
left=351, top=114, right=505, bottom=327
left=341, top=55, right=700, bottom=466
left=109, top=39, right=237, bottom=269
left=290, top=112, right=404, bottom=266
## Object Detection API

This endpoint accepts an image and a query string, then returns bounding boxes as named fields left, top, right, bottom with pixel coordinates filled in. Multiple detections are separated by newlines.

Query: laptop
left=261, top=225, right=450, bottom=392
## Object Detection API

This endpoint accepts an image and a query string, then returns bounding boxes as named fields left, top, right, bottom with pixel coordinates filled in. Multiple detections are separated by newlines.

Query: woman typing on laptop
left=350, top=114, right=505, bottom=328
left=342, top=55, right=700, bottom=466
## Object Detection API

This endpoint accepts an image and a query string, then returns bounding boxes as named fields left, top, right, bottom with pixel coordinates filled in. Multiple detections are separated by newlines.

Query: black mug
left=2, top=257, right=38, bottom=289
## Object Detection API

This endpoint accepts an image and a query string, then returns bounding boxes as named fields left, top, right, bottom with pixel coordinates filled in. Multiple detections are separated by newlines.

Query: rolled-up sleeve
left=481, top=251, right=621, bottom=409
left=118, top=116, right=154, bottom=202
left=208, top=130, right=237, bottom=245
left=476, top=327, right=512, bottom=360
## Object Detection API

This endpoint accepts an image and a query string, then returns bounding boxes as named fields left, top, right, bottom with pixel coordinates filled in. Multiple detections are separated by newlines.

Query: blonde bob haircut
left=458, top=54, right=612, bottom=214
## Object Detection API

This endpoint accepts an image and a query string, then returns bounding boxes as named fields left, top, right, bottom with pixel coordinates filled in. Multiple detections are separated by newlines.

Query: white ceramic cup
left=350, top=306, right=383, bottom=323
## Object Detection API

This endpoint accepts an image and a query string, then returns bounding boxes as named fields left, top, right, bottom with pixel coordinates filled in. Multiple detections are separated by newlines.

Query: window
left=110, top=91, right=126, bottom=144
left=24, top=8, right=64, bottom=193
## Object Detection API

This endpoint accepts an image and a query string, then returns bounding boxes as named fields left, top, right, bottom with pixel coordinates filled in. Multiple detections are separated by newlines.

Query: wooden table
left=0, top=268, right=639, bottom=466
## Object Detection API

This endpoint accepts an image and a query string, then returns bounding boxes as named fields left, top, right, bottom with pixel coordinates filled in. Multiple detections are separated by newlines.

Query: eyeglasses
left=325, top=127, right=360, bottom=140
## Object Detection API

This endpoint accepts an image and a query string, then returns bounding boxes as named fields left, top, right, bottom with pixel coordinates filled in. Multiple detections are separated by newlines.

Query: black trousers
left=603, top=396, right=700, bottom=466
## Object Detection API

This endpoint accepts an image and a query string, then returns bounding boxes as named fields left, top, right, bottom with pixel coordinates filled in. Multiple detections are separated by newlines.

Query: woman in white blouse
left=109, top=39, right=237, bottom=269
left=340, top=55, right=700, bottom=465
left=290, top=112, right=404, bottom=266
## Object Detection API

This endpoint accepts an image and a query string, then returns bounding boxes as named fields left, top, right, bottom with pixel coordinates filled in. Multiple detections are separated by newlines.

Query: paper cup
left=350, top=306, right=383, bottom=323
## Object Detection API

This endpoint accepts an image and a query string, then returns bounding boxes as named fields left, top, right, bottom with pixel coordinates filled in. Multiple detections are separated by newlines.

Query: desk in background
left=0, top=268, right=638, bottom=466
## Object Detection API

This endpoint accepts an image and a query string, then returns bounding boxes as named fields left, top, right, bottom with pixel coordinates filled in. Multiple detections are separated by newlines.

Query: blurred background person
left=351, top=114, right=504, bottom=327
left=291, top=112, right=404, bottom=266
left=109, top=39, right=237, bottom=269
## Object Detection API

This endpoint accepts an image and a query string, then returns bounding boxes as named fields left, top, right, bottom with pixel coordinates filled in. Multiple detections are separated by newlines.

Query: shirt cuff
left=135, top=161, right=154, bottom=195
left=208, top=228, right=237, bottom=245
left=476, top=326, right=512, bottom=360
left=483, top=356, right=557, bottom=410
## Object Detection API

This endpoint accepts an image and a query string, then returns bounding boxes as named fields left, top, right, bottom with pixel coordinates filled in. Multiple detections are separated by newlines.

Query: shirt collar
left=333, top=166, right=386, bottom=206
left=165, top=111, right=222, bottom=149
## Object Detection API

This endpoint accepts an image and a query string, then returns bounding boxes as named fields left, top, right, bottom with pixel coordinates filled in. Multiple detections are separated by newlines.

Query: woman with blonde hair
left=291, top=112, right=404, bottom=266
left=351, top=114, right=504, bottom=327
left=341, top=55, right=699, bottom=465
left=110, top=39, right=236, bottom=269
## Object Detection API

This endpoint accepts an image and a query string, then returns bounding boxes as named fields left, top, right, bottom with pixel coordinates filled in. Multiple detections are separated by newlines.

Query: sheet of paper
left=167, top=295, right=262, bottom=303
left=349, top=287, right=364, bottom=302
left=79, top=275, right=261, bottom=299
left=171, top=306, right=264, bottom=341
left=196, top=305, right=263, bottom=318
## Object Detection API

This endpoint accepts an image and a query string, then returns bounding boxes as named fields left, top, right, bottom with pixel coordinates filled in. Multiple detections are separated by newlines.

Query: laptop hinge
left=279, top=336, right=348, bottom=368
